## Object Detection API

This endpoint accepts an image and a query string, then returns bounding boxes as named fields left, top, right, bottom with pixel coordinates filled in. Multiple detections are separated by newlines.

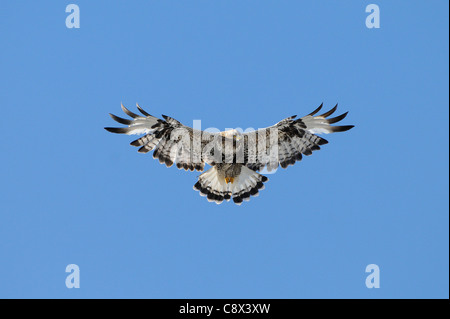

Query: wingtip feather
left=332, top=125, right=354, bottom=132
left=136, top=103, right=152, bottom=117
left=327, top=111, right=349, bottom=124
left=319, top=104, right=338, bottom=118
left=121, top=103, right=141, bottom=119
left=109, top=113, right=133, bottom=125
left=105, top=127, right=128, bottom=134
left=308, top=103, right=323, bottom=116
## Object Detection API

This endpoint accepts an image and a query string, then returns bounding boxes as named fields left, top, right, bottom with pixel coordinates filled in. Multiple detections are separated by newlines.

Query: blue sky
left=0, top=1, right=448, bottom=298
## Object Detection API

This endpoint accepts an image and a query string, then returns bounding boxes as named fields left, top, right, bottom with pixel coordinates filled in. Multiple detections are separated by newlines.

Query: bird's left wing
left=105, top=103, right=216, bottom=171
left=243, top=103, right=354, bottom=172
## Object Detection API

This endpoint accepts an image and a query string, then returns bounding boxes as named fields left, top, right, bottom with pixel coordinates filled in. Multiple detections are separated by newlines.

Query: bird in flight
left=105, top=103, right=354, bottom=205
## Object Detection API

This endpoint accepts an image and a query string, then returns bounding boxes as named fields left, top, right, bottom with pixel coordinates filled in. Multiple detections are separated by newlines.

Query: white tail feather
left=193, top=165, right=268, bottom=205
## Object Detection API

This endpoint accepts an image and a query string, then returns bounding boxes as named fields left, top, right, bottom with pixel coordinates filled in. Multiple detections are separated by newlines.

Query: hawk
left=105, top=103, right=354, bottom=205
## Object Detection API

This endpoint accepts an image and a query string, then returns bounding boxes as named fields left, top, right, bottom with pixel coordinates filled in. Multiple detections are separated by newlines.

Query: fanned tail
left=193, top=166, right=268, bottom=205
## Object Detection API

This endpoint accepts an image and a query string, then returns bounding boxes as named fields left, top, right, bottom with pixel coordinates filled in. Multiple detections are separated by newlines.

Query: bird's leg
left=225, top=177, right=234, bottom=184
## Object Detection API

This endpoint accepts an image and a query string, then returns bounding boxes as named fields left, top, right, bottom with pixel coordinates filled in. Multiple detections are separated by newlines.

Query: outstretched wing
left=105, top=103, right=216, bottom=171
left=243, top=103, right=354, bottom=172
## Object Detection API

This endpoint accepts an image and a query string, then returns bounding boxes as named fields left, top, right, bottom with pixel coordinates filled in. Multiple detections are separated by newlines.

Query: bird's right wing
left=105, top=103, right=218, bottom=171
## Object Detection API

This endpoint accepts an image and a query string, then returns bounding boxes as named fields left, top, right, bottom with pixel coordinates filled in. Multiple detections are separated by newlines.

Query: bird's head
left=220, top=129, right=243, bottom=141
